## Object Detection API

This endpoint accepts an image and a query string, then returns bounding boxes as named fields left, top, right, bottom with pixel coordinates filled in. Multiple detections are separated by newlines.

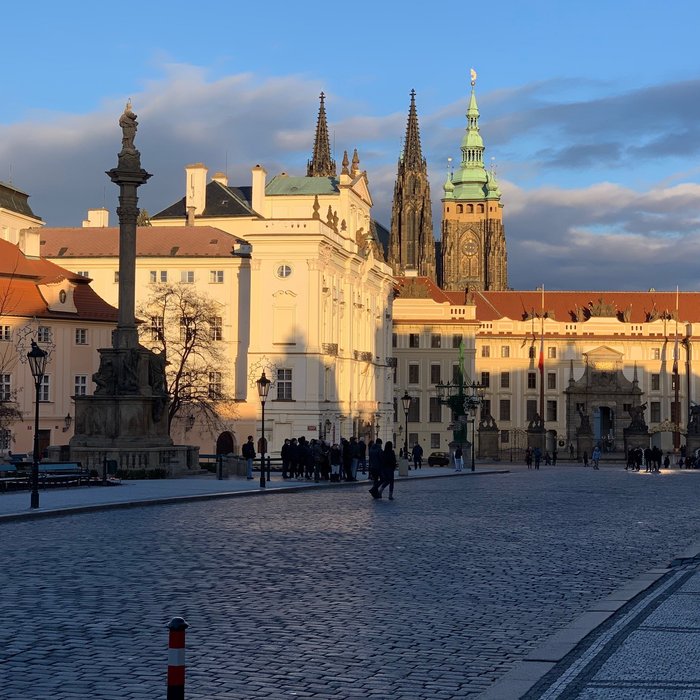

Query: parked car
left=428, top=451, right=450, bottom=467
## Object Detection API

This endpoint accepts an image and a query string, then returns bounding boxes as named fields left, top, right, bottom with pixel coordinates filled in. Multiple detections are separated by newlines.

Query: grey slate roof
left=0, top=181, right=42, bottom=221
left=152, top=181, right=258, bottom=220
left=265, top=175, right=340, bottom=196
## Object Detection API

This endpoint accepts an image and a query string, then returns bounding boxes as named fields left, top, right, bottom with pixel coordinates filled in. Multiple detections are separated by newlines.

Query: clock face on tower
left=462, top=239, right=478, bottom=256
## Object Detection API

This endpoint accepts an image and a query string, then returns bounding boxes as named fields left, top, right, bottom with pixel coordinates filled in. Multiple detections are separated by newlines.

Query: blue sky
left=3, top=0, right=700, bottom=290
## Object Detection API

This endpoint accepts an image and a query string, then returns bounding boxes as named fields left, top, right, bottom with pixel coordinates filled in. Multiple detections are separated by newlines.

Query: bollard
left=167, top=616, right=189, bottom=700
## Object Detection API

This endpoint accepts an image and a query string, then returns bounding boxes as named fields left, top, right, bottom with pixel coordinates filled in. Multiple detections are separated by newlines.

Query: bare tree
left=137, top=283, right=234, bottom=435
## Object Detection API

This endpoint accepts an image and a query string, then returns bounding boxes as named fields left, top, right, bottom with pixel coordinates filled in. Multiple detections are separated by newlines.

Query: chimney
left=212, top=171, right=228, bottom=186
left=185, top=163, right=207, bottom=217
left=251, top=164, right=267, bottom=215
left=186, top=206, right=195, bottom=226
left=82, top=208, right=109, bottom=227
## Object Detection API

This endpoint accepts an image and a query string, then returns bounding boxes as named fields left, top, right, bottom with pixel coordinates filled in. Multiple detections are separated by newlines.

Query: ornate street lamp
left=27, top=341, right=48, bottom=509
left=256, top=370, right=271, bottom=488
left=62, top=413, right=72, bottom=432
left=401, top=390, right=412, bottom=461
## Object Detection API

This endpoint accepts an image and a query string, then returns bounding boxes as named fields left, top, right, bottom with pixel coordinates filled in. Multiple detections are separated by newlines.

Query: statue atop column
left=119, top=100, right=138, bottom=154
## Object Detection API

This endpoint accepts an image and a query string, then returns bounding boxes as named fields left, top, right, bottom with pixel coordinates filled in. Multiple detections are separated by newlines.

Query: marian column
left=68, top=104, right=196, bottom=473
left=108, top=101, right=151, bottom=349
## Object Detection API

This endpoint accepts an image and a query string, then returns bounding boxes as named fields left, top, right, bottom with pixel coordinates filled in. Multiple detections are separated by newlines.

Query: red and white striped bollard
left=167, top=616, right=189, bottom=700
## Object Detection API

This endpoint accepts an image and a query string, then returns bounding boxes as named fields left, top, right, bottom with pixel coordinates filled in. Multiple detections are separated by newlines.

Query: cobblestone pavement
left=2, top=466, right=700, bottom=699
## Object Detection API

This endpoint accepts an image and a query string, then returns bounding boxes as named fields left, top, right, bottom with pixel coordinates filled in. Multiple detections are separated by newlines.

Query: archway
left=216, top=431, right=237, bottom=456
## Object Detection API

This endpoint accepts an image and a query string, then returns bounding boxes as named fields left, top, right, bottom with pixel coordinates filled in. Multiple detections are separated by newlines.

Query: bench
left=38, top=462, right=91, bottom=487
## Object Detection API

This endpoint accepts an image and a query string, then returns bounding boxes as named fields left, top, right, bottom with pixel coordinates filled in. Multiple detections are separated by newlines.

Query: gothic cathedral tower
left=389, top=90, right=436, bottom=281
left=441, top=74, right=507, bottom=291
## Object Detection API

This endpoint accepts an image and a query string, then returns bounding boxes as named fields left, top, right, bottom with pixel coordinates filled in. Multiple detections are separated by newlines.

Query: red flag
left=538, top=334, right=544, bottom=372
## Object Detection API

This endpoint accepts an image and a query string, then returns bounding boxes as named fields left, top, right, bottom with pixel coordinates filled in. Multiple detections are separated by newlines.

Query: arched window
left=477, top=204, right=484, bottom=213
left=467, top=204, right=474, bottom=214
left=457, top=204, right=463, bottom=214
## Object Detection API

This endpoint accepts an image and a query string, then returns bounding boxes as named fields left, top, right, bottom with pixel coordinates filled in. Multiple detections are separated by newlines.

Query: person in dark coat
left=341, top=438, right=353, bottom=481
left=377, top=440, right=398, bottom=500
left=280, top=438, right=291, bottom=478
left=368, top=439, right=383, bottom=497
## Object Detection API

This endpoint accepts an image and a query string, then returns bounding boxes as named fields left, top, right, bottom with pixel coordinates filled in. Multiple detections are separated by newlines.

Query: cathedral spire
left=403, top=88, right=423, bottom=171
left=307, top=92, right=337, bottom=177
left=388, top=90, right=436, bottom=281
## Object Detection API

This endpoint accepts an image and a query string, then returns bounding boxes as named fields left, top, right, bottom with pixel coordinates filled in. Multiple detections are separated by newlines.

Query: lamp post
left=256, top=370, right=271, bottom=488
left=27, top=341, right=48, bottom=509
left=401, top=391, right=412, bottom=461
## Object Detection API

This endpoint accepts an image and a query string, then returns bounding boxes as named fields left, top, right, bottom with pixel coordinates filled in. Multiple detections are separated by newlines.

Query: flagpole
left=674, top=287, right=680, bottom=451
left=539, top=285, right=545, bottom=427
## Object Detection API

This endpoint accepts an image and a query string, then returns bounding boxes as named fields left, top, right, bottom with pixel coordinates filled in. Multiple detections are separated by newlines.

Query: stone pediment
left=584, top=346, right=623, bottom=370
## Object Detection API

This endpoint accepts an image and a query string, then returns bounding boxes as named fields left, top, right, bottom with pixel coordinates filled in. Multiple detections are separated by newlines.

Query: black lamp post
left=256, top=370, right=271, bottom=488
left=401, top=390, right=412, bottom=462
left=27, top=341, right=48, bottom=509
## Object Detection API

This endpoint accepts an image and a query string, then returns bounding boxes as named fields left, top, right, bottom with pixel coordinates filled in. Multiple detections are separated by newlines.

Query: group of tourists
left=524, top=446, right=559, bottom=469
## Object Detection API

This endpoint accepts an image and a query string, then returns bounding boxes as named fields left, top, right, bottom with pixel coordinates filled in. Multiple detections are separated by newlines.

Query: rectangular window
left=408, top=433, right=419, bottom=448
left=430, top=334, right=441, bottom=349
left=150, top=316, right=164, bottom=342
left=499, top=399, right=511, bottom=422
left=651, top=373, right=660, bottom=391
left=452, top=334, right=463, bottom=348
left=181, top=270, right=195, bottom=284
left=160, top=271, right=168, bottom=283
left=430, top=433, right=441, bottom=449
left=481, top=345, right=491, bottom=358
left=74, top=375, right=88, bottom=396
left=407, top=397, right=420, bottom=422
left=409, top=333, right=420, bottom=348
left=652, top=348, right=661, bottom=360
left=114, top=271, right=120, bottom=283
left=623, top=403, right=631, bottom=415
left=481, top=399, right=491, bottom=419
left=208, top=371, right=222, bottom=399
left=481, top=371, right=490, bottom=388
left=501, top=345, right=510, bottom=358
left=527, top=372, right=536, bottom=389
left=500, top=429, right=509, bottom=443
left=547, top=347, right=557, bottom=359
left=0, top=374, right=10, bottom=401
left=526, top=399, right=538, bottom=421
left=210, top=316, right=223, bottom=341
left=75, top=328, right=88, bottom=345
left=0, top=326, right=11, bottom=341
left=500, top=372, right=510, bottom=389
left=430, top=364, right=441, bottom=385
left=39, top=375, right=50, bottom=402
left=210, top=270, right=224, bottom=284
left=277, top=368, right=292, bottom=400
left=150, top=270, right=157, bottom=284
left=392, top=333, right=397, bottom=348
left=37, top=326, right=51, bottom=343
left=77, top=270, right=89, bottom=278
left=547, top=372, right=556, bottom=390
left=408, top=363, right=420, bottom=384
left=429, top=397, right=442, bottom=422
left=546, top=400, right=557, bottom=422
left=650, top=401, right=661, bottom=423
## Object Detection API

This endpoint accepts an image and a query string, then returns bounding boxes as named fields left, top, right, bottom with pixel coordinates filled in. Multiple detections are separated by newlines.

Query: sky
left=2, top=0, right=700, bottom=291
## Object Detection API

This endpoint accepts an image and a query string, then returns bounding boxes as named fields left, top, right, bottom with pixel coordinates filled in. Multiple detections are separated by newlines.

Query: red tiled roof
left=0, top=240, right=117, bottom=322
left=38, top=226, right=248, bottom=258
left=395, top=277, right=700, bottom=324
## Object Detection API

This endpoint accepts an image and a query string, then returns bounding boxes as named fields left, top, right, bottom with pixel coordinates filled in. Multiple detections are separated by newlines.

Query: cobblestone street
left=2, top=467, right=700, bottom=699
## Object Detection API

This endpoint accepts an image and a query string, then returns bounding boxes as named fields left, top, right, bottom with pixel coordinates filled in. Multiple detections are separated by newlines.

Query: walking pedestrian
left=242, top=436, right=256, bottom=479
left=526, top=447, right=533, bottom=469
left=368, top=438, right=383, bottom=497
left=412, top=442, right=423, bottom=470
left=583, top=450, right=589, bottom=468
left=377, top=440, right=398, bottom=500
left=534, top=447, right=541, bottom=470
left=592, top=445, right=601, bottom=470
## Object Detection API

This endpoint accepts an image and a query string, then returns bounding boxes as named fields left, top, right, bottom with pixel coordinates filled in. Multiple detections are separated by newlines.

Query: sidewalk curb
left=479, top=550, right=698, bottom=699
left=0, top=469, right=510, bottom=524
